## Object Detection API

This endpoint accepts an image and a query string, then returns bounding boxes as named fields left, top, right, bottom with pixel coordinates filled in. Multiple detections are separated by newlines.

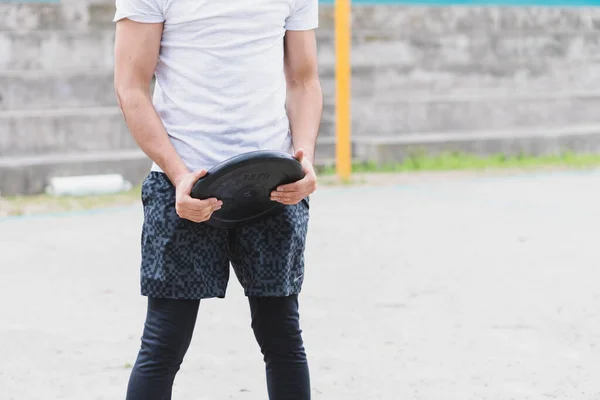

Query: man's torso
left=152, top=0, right=300, bottom=172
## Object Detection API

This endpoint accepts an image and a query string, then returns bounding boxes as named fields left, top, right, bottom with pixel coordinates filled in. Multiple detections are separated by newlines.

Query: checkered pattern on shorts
left=139, top=172, right=309, bottom=299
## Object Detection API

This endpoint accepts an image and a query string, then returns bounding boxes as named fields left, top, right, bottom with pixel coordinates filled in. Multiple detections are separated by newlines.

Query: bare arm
left=114, top=19, right=189, bottom=186
left=114, top=19, right=221, bottom=221
left=284, top=29, right=323, bottom=164
left=271, top=29, right=322, bottom=205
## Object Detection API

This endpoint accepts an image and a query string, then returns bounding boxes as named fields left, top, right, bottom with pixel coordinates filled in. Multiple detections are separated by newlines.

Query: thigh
left=138, top=297, right=201, bottom=366
left=141, top=172, right=231, bottom=300
left=229, top=199, right=310, bottom=297
left=127, top=298, right=200, bottom=399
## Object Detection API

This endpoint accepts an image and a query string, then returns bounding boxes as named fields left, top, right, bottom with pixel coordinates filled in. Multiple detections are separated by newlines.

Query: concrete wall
left=2, top=1, right=600, bottom=194
left=321, top=7, right=600, bottom=132
left=319, top=6, right=600, bottom=163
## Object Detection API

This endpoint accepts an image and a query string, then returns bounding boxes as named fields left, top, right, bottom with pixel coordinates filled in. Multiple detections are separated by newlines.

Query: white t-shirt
left=113, top=0, right=319, bottom=173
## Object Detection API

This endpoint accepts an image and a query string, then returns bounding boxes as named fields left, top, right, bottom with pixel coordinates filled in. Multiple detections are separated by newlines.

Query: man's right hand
left=174, top=170, right=222, bottom=223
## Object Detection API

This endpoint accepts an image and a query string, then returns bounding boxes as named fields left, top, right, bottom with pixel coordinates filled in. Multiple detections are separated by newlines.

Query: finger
left=191, top=168, right=209, bottom=180
left=183, top=199, right=223, bottom=220
left=202, top=204, right=221, bottom=220
left=181, top=197, right=218, bottom=210
left=178, top=197, right=221, bottom=213
left=271, top=192, right=303, bottom=203
left=188, top=169, right=209, bottom=193
left=271, top=192, right=301, bottom=203
left=294, top=148, right=304, bottom=163
left=178, top=169, right=207, bottom=194
left=272, top=184, right=315, bottom=203
left=275, top=180, right=305, bottom=193
left=275, top=182, right=314, bottom=195
left=180, top=207, right=214, bottom=222
left=271, top=190, right=300, bottom=200
left=276, top=171, right=317, bottom=192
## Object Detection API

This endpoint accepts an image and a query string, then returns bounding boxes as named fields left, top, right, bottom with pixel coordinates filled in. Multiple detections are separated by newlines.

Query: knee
left=135, top=334, right=187, bottom=377
left=250, top=296, right=307, bottom=364
left=134, top=303, right=196, bottom=377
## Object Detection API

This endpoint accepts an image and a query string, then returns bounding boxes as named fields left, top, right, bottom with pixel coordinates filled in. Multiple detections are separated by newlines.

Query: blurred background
left=3, top=0, right=600, bottom=195
left=1, top=1, right=600, bottom=400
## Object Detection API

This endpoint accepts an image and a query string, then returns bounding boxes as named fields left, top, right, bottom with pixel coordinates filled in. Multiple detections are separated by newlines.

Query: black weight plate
left=190, top=150, right=304, bottom=228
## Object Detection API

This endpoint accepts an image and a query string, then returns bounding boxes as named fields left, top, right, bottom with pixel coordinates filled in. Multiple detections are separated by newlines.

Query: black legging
left=126, top=295, right=310, bottom=400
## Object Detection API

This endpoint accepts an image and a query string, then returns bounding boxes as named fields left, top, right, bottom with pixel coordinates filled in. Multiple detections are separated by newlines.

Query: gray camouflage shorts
left=139, top=172, right=309, bottom=300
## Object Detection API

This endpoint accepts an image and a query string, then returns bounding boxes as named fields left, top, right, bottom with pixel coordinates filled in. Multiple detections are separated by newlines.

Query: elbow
left=287, top=74, right=321, bottom=92
left=114, top=81, right=126, bottom=111
left=114, top=84, right=144, bottom=113
left=114, top=81, right=130, bottom=112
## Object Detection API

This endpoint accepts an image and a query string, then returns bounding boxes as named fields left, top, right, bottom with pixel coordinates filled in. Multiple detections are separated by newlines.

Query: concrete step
left=317, top=32, right=600, bottom=71
left=6, top=63, right=600, bottom=115
left=321, top=90, right=600, bottom=136
left=0, top=1, right=116, bottom=31
left=8, top=25, right=600, bottom=81
left=0, top=30, right=114, bottom=70
left=0, top=106, right=333, bottom=157
left=316, top=29, right=600, bottom=96
left=3, top=124, right=598, bottom=195
left=6, top=67, right=600, bottom=137
left=0, top=150, right=152, bottom=196
left=352, top=124, right=600, bottom=165
left=6, top=23, right=600, bottom=92
left=317, top=5, right=600, bottom=34
left=5, top=69, right=600, bottom=138
left=0, top=138, right=337, bottom=196
left=0, top=70, right=117, bottom=111
left=0, top=107, right=136, bottom=157
left=4, top=3, right=600, bottom=34
left=319, top=61, right=600, bottom=98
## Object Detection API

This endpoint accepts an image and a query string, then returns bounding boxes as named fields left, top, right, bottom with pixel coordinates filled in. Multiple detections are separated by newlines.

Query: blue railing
left=320, top=0, right=600, bottom=5
left=4, top=0, right=600, bottom=5
left=1, top=1, right=60, bottom=3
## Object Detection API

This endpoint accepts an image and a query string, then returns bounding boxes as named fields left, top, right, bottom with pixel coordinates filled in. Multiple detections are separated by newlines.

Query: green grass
left=3, top=150, right=600, bottom=216
left=316, top=150, right=600, bottom=175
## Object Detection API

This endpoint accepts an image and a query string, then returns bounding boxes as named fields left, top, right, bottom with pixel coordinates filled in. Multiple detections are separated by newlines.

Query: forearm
left=116, top=88, right=189, bottom=185
left=286, top=78, right=323, bottom=164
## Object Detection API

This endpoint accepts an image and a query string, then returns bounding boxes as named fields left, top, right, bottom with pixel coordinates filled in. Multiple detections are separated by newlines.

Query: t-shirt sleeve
left=284, top=0, right=319, bottom=31
left=113, top=0, right=165, bottom=23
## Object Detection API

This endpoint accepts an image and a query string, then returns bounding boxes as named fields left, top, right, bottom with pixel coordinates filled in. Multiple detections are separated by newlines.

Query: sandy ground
left=1, top=169, right=600, bottom=400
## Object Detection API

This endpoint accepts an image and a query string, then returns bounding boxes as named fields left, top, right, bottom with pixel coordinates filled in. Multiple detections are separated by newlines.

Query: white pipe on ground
left=45, top=174, right=132, bottom=197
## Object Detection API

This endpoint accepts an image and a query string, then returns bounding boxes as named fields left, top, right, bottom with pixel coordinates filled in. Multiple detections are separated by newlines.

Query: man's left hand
left=271, top=148, right=317, bottom=205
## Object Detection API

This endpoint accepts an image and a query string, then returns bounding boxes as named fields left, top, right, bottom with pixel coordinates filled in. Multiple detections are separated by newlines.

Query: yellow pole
left=335, top=0, right=351, bottom=180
